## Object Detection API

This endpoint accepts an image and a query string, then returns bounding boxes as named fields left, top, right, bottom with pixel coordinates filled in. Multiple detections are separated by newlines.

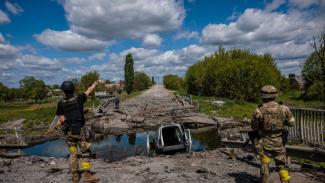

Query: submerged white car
left=146, top=124, right=192, bottom=156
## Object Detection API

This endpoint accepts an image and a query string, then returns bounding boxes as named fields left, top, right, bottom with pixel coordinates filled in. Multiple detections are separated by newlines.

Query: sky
left=0, top=0, right=324, bottom=87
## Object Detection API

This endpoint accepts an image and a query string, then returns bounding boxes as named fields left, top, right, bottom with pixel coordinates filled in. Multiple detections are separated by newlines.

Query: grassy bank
left=0, top=103, right=56, bottom=124
left=176, top=91, right=323, bottom=120
left=0, top=90, right=144, bottom=125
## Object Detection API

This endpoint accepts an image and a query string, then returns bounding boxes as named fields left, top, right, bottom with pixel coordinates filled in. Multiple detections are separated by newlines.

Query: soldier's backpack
left=259, top=103, right=284, bottom=132
left=61, top=97, right=83, bottom=135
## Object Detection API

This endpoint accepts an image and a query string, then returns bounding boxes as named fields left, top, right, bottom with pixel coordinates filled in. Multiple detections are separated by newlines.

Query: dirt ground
left=90, top=85, right=216, bottom=134
left=0, top=85, right=324, bottom=183
left=0, top=149, right=322, bottom=183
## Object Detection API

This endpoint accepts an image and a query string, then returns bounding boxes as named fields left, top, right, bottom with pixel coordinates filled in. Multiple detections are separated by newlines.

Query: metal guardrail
left=288, top=108, right=325, bottom=146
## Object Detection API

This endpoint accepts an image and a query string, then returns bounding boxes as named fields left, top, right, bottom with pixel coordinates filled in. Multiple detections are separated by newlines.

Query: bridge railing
left=288, top=108, right=325, bottom=146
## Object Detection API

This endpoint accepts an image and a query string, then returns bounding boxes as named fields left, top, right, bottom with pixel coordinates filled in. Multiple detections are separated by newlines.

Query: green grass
left=0, top=103, right=56, bottom=124
left=0, top=90, right=143, bottom=125
left=175, top=90, right=324, bottom=120
left=192, top=96, right=256, bottom=120
left=292, top=157, right=325, bottom=168
left=278, top=91, right=324, bottom=109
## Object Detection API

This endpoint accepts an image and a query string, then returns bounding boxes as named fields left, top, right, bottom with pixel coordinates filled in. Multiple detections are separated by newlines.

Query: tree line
left=163, top=31, right=325, bottom=105
left=0, top=53, right=154, bottom=103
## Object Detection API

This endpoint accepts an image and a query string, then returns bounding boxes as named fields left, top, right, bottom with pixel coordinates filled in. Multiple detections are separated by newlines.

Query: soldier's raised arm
left=84, top=80, right=105, bottom=97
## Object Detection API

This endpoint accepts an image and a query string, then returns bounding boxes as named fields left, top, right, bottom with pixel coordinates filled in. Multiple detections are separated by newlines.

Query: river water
left=16, top=128, right=220, bottom=161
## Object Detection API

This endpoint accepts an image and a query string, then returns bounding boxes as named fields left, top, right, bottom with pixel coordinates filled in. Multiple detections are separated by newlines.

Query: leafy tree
left=20, top=76, right=48, bottom=103
left=302, top=31, right=325, bottom=104
left=0, top=82, right=9, bottom=101
left=70, top=78, right=80, bottom=93
left=185, top=49, right=283, bottom=101
left=134, top=71, right=152, bottom=91
left=124, top=53, right=134, bottom=94
left=163, top=74, right=184, bottom=90
left=79, top=71, right=100, bottom=92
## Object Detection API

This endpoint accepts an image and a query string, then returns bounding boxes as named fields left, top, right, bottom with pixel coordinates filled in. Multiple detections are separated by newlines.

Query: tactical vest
left=61, top=97, right=83, bottom=135
left=259, top=103, right=284, bottom=132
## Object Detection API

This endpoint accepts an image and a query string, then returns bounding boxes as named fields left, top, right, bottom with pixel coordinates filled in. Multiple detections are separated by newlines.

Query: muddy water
left=14, top=128, right=220, bottom=161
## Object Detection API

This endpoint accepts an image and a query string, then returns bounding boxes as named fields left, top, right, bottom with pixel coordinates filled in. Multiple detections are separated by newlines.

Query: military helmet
left=260, top=85, right=278, bottom=99
left=61, top=81, right=75, bottom=93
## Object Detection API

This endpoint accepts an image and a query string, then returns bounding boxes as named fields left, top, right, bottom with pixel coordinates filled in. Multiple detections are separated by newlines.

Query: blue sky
left=0, top=0, right=324, bottom=87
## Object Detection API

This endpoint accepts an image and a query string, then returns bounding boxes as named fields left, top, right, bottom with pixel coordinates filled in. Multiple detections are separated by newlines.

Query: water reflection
left=19, top=128, right=221, bottom=161
left=128, top=133, right=136, bottom=145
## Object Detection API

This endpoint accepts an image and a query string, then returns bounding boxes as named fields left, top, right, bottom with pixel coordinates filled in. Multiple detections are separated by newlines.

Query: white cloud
left=0, top=33, right=19, bottom=70
left=18, top=55, right=62, bottom=71
left=35, top=29, right=106, bottom=51
left=88, top=52, right=106, bottom=61
left=174, top=30, right=199, bottom=40
left=61, top=0, right=185, bottom=40
left=91, top=45, right=215, bottom=82
left=265, top=0, right=286, bottom=12
left=201, top=9, right=323, bottom=45
left=256, top=41, right=312, bottom=60
left=200, top=5, right=325, bottom=75
left=288, top=0, right=322, bottom=9
left=5, top=1, right=23, bottom=15
left=0, top=10, right=10, bottom=24
left=143, top=34, right=162, bottom=48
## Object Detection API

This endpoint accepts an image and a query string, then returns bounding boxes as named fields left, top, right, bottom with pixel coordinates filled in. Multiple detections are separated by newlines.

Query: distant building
left=119, top=80, right=125, bottom=89
left=288, top=74, right=304, bottom=90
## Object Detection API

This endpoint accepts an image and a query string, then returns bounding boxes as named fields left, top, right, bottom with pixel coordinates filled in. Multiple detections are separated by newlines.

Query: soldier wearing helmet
left=251, top=85, right=295, bottom=183
left=57, top=80, right=104, bottom=183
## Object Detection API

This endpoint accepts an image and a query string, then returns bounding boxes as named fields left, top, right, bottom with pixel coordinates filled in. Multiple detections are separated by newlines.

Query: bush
left=134, top=71, right=152, bottom=91
left=185, top=48, right=284, bottom=101
left=304, top=81, right=324, bottom=101
left=163, top=74, right=184, bottom=90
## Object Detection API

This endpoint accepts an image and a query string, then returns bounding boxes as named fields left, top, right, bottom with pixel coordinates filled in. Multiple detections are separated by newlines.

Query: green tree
left=302, top=31, right=325, bottom=105
left=184, top=48, right=283, bottom=101
left=70, top=78, right=80, bottom=94
left=79, top=71, right=100, bottom=92
left=134, top=71, right=152, bottom=91
left=163, top=74, right=184, bottom=90
left=124, top=53, right=134, bottom=94
left=0, top=82, right=9, bottom=101
left=20, top=76, right=49, bottom=103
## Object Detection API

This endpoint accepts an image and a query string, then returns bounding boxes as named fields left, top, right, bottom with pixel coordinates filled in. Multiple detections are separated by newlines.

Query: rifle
left=242, top=130, right=259, bottom=148
left=282, top=129, right=289, bottom=146
left=243, top=129, right=289, bottom=148
left=43, top=115, right=61, bottom=135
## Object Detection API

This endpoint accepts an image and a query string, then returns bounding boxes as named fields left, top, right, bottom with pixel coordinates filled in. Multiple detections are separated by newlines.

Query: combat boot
left=72, top=172, right=80, bottom=183
left=83, top=171, right=100, bottom=183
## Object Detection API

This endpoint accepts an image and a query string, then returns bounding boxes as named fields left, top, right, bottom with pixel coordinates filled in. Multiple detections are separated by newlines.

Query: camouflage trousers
left=255, top=137, right=290, bottom=183
left=66, top=133, right=92, bottom=173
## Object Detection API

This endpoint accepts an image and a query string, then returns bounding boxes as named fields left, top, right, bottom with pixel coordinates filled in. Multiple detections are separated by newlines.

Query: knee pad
left=69, top=146, right=78, bottom=154
left=261, top=155, right=271, bottom=165
left=279, top=169, right=291, bottom=181
left=81, top=160, right=91, bottom=171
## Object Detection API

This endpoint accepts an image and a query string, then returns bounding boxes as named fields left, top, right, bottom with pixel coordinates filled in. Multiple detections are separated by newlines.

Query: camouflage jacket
left=251, top=101, right=295, bottom=137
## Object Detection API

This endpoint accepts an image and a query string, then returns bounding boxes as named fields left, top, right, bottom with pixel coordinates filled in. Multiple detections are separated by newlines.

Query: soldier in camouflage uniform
left=251, top=85, right=295, bottom=183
